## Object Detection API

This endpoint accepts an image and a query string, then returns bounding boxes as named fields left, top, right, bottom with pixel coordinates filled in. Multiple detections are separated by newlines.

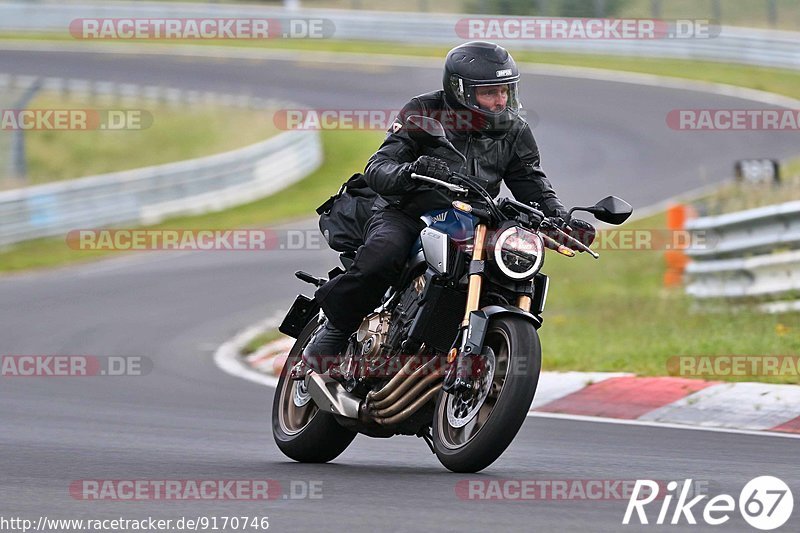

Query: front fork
left=462, top=225, right=488, bottom=328
left=443, top=226, right=540, bottom=392
left=445, top=224, right=491, bottom=392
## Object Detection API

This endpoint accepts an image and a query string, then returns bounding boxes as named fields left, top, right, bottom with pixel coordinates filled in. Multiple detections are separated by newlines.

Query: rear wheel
left=433, top=316, right=541, bottom=473
left=272, top=320, right=356, bottom=463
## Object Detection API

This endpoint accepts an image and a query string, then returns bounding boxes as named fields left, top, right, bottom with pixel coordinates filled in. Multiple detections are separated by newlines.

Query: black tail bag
left=316, top=173, right=387, bottom=253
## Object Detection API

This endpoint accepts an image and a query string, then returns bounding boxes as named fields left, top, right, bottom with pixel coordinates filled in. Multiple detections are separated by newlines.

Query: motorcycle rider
left=303, top=41, right=586, bottom=371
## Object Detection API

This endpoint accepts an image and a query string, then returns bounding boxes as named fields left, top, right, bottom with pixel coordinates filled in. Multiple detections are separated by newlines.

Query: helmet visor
left=458, top=81, right=521, bottom=117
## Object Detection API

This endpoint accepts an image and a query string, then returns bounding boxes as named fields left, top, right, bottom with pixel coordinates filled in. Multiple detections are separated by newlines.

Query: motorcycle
left=273, top=115, right=633, bottom=473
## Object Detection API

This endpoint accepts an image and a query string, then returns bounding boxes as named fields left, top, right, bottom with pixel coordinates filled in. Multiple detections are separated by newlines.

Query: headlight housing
left=493, top=226, right=544, bottom=280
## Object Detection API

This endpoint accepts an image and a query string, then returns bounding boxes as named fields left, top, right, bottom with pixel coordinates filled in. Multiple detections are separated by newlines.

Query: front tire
left=432, top=316, right=541, bottom=473
left=272, top=320, right=356, bottom=463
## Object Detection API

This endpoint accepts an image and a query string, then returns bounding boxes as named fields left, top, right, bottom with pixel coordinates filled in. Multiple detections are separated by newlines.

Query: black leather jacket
left=364, top=90, right=567, bottom=219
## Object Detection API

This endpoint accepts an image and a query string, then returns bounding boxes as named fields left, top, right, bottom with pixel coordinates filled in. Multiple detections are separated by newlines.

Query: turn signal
left=557, top=245, right=576, bottom=257
left=447, top=348, right=458, bottom=364
left=452, top=201, right=472, bottom=213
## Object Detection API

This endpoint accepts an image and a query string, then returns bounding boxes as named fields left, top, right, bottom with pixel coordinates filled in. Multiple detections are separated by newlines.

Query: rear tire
left=432, top=316, right=541, bottom=473
left=272, top=320, right=356, bottom=463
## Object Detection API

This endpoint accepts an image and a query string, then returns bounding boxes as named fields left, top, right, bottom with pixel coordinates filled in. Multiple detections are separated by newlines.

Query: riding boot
left=302, top=321, right=354, bottom=373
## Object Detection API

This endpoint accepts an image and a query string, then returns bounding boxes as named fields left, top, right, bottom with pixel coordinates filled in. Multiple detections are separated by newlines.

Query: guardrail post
left=650, top=0, right=661, bottom=19
left=536, top=0, right=551, bottom=16
left=9, top=78, right=43, bottom=183
left=594, top=0, right=607, bottom=17
left=768, top=0, right=778, bottom=28
left=711, top=0, right=721, bottom=22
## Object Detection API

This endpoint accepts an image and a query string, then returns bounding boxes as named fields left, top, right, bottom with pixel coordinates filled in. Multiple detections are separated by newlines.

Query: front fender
left=445, top=305, right=542, bottom=393
left=481, top=305, right=543, bottom=330
left=459, top=305, right=542, bottom=359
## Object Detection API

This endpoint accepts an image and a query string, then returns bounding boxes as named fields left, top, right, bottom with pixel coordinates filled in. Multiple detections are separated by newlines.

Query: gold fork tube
left=462, top=224, right=488, bottom=326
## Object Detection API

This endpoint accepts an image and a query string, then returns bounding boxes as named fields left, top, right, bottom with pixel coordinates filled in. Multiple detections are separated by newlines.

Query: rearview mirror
left=572, top=196, right=633, bottom=225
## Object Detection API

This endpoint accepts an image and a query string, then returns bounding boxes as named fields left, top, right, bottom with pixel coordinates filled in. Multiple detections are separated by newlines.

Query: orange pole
left=664, top=204, right=689, bottom=287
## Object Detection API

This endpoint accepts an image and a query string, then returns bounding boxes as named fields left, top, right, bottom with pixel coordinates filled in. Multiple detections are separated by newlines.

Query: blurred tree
left=467, top=0, right=630, bottom=17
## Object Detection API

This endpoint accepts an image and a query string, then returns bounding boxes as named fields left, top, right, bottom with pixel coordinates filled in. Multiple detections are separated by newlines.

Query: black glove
left=543, top=216, right=596, bottom=250
left=407, top=155, right=451, bottom=182
left=565, top=218, right=596, bottom=248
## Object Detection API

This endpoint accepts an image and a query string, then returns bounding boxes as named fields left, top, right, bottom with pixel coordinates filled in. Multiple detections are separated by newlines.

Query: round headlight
left=493, top=226, right=544, bottom=280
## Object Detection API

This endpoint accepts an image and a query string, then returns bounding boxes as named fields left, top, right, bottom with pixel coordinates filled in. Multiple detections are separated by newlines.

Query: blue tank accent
left=410, top=208, right=477, bottom=258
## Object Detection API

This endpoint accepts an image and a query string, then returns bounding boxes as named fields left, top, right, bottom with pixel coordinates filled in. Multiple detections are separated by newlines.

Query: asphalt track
left=1, top=48, right=799, bottom=532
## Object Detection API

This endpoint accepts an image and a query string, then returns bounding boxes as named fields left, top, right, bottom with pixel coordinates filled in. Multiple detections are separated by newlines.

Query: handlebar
left=410, top=173, right=469, bottom=194
left=540, top=220, right=600, bottom=259
left=411, top=171, right=598, bottom=259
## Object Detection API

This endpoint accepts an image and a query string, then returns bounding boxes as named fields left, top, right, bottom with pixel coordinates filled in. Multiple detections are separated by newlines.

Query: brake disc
left=293, top=380, right=312, bottom=407
left=446, top=349, right=496, bottom=428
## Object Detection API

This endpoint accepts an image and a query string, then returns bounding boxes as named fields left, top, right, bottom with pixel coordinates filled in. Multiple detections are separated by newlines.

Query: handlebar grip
left=470, top=206, right=492, bottom=220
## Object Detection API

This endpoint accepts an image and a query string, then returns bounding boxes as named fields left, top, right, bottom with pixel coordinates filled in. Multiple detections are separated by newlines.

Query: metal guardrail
left=0, top=1, right=799, bottom=70
left=685, top=202, right=800, bottom=310
left=0, top=75, right=323, bottom=247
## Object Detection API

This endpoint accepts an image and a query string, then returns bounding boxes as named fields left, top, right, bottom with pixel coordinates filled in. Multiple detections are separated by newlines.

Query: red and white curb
left=216, top=327, right=800, bottom=439
left=245, top=337, right=293, bottom=378
left=213, top=313, right=284, bottom=389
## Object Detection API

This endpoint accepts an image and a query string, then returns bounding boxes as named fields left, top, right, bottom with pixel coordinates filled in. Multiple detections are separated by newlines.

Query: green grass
left=0, top=129, right=383, bottom=272
left=699, top=173, right=800, bottom=216
left=538, top=212, right=800, bottom=384
left=673, top=155, right=800, bottom=216
left=242, top=329, right=289, bottom=356
left=2, top=92, right=277, bottom=187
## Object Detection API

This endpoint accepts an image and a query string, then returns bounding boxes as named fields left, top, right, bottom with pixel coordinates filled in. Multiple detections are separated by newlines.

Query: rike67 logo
left=623, top=477, right=794, bottom=530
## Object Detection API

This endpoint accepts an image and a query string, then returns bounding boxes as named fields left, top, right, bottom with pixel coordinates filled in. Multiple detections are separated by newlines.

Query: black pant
left=315, top=207, right=425, bottom=332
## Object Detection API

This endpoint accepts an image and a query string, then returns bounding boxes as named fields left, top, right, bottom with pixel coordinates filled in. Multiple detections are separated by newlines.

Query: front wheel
left=272, top=320, right=356, bottom=463
left=432, top=316, right=541, bottom=473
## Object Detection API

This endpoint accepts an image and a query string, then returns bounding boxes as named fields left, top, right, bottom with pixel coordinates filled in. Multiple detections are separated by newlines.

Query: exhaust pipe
left=368, top=357, right=445, bottom=426
left=304, top=372, right=361, bottom=419
left=369, top=367, right=444, bottom=418
left=305, top=355, right=445, bottom=427
left=367, top=356, right=418, bottom=402
left=369, top=357, right=438, bottom=410
left=373, top=385, right=443, bottom=426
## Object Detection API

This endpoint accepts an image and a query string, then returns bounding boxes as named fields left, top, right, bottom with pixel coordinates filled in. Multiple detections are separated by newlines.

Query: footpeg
left=295, top=271, right=327, bottom=287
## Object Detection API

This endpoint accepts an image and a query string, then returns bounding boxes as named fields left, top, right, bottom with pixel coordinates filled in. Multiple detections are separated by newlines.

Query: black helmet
left=442, top=41, right=521, bottom=131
